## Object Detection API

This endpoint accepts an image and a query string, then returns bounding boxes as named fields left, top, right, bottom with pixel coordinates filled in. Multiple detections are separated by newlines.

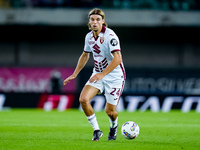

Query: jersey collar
left=90, top=25, right=106, bottom=40
left=101, top=25, right=106, bottom=33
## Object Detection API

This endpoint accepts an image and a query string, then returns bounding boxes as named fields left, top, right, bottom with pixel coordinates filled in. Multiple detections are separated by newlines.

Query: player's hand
left=89, top=73, right=104, bottom=83
left=63, top=75, right=76, bottom=86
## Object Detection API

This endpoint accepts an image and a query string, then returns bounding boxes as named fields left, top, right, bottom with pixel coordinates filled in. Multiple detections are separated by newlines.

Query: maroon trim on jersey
left=92, top=26, right=106, bottom=41
left=102, top=60, right=107, bottom=66
left=111, top=49, right=121, bottom=53
left=94, top=36, right=98, bottom=41
left=103, top=63, right=108, bottom=69
left=94, top=57, right=108, bottom=72
left=83, top=50, right=92, bottom=53
left=95, top=68, right=100, bottom=72
left=101, top=25, right=106, bottom=33
left=102, top=57, right=107, bottom=63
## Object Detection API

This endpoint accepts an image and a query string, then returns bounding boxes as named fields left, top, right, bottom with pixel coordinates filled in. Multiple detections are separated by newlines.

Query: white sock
left=109, top=117, right=118, bottom=128
left=87, top=114, right=100, bottom=131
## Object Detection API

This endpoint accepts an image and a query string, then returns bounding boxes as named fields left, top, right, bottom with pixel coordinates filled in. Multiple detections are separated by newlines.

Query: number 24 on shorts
left=110, top=88, right=121, bottom=97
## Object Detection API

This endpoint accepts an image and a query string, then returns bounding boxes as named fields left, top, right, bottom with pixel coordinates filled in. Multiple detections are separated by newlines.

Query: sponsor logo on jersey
left=110, top=38, right=118, bottom=46
left=93, top=44, right=101, bottom=54
left=89, top=41, right=95, bottom=45
left=100, top=37, right=105, bottom=44
left=94, top=55, right=103, bottom=57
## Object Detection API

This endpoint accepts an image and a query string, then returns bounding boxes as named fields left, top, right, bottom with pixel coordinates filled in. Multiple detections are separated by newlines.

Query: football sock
left=109, top=117, right=118, bottom=128
left=87, top=114, right=100, bottom=131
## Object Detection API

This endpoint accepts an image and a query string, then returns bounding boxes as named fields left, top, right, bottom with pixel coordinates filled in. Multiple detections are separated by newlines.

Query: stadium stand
left=0, top=0, right=199, bottom=10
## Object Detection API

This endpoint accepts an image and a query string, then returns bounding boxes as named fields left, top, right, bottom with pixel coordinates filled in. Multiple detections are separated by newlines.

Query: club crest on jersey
left=110, top=38, right=118, bottom=46
left=100, top=37, right=105, bottom=44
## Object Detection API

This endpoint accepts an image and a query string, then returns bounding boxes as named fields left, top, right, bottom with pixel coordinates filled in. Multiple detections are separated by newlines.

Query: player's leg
left=79, top=85, right=103, bottom=141
left=79, top=85, right=98, bottom=116
left=105, top=102, right=118, bottom=125
left=104, top=79, right=125, bottom=140
left=105, top=102, right=119, bottom=140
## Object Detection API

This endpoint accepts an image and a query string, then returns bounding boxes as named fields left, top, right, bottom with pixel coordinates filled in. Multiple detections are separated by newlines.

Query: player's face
left=89, top=15, right=105, bottom=33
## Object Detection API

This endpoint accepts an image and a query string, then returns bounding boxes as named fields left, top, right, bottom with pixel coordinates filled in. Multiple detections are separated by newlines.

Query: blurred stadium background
left=0, top=0, right=200, bottom=112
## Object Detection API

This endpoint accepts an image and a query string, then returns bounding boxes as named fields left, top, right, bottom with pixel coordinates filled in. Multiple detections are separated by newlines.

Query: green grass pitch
left=0, top=109, right=200, bottom=150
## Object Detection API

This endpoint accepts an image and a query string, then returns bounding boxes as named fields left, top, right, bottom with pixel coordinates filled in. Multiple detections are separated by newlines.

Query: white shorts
left=86, top=76, right=125, bottom=106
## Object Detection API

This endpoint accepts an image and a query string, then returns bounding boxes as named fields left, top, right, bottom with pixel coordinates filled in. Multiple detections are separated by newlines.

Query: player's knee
left=105, top=109, right=114, bottom=117
left=79, top=96, right=88, bottom=104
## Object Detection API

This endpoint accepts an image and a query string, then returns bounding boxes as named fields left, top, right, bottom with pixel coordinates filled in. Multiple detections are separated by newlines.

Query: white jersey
left=84, top=26, right=126, bottom=80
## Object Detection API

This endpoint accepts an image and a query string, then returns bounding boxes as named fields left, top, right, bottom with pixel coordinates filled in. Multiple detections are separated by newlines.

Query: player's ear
left=102, top=19, right=105, bottom=24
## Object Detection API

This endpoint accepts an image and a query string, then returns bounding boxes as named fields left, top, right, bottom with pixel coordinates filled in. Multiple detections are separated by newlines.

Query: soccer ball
left=121, top=121, right=140, bottom=139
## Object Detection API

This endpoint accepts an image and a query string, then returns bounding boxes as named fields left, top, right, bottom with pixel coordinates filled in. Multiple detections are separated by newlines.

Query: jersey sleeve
left=83, top=33, right=92, bottom=53
left=108, top=30, right=121, bottom=53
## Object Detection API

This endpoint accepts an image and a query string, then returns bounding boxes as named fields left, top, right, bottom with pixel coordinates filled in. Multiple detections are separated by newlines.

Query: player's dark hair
left=88, top=8, right=108, bottom=30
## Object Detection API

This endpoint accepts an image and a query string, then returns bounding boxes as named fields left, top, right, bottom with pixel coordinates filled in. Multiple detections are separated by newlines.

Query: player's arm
left=89, top=51, right=122, bottom=83
left=63, top=51, right=90, bottom=86
left=101, top=51, right=122, bottom=76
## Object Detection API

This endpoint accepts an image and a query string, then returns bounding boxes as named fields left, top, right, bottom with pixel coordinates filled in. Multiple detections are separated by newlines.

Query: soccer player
left=63, top=8, right=125, bottom=141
